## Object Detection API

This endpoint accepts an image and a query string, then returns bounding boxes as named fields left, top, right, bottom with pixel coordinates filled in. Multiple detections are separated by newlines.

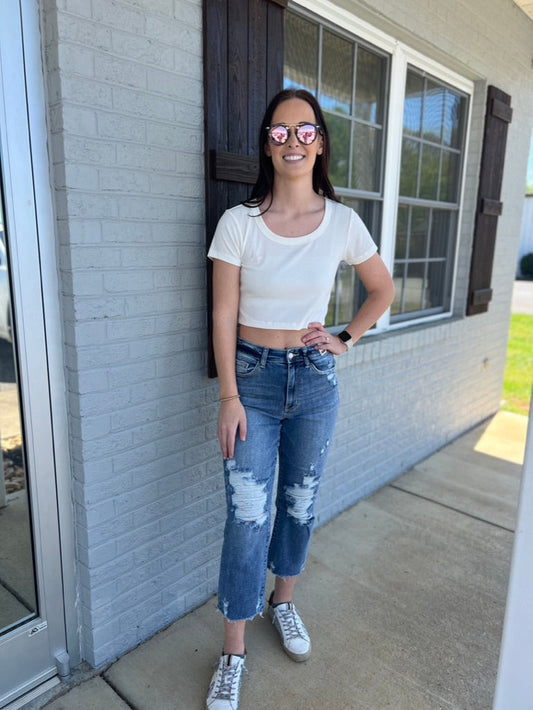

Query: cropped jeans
left=218, top=338, right=339, bottom=621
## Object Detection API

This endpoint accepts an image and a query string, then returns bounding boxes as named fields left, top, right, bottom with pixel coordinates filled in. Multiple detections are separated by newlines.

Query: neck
left=270, top=177, right=322, bottom=213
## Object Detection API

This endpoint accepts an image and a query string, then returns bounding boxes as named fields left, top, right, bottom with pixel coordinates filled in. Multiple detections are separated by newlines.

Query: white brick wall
left=42, top=0, right=215, bottom=666
left=40, top=0, right=533, bottom=667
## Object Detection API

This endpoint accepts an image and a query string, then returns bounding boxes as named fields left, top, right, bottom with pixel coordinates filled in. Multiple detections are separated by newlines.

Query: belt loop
left=260, top=347, right=269, bottom=369
left=302, top=348, right=310, bottom=368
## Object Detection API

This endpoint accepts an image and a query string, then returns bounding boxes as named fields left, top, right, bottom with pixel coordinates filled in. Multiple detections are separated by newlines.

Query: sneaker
left=206, top=653, right=246, bottom=710
left=268, top=594, right=311, bottom=662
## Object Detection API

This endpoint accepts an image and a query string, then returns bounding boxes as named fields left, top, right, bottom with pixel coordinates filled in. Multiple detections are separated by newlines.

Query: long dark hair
left=244, top=89, right=339, bottom=211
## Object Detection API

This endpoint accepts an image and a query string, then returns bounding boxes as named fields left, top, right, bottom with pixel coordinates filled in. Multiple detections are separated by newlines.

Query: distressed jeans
left=218, top=338, right=339, bottom=621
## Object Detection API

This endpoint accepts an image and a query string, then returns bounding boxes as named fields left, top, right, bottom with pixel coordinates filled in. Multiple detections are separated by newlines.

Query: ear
left=264, top=142, right=272, bottom=158
left=317, top=136, right=324, bottom=155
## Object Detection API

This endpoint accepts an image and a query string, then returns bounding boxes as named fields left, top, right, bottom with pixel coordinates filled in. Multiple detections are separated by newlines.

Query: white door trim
left=20, top=0, right=80, bottom=668
left=0, top=1, right=78, bottom=705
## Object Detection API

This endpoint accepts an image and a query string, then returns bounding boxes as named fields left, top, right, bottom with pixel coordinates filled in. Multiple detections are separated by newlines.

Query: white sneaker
left=268, top=596, right=311, bottom=662
left=206, top=653, right=246, bottom=710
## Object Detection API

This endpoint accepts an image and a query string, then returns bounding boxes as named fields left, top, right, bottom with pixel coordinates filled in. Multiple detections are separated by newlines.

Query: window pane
left=395, top=205, right=408, bottom=259
left=320, top=30, right=353, bottom=114
left=405, top=262, right=425, bottom=312
left=336, top=261, right=357, bottom=323
left=400, top=138, right=419, bottom=197
left=284, top=13, right=318, bottom=93
left=325, top=283, right=335, bottom=327
left=423, top=80, right=444, bottom=143
left=426, top=261, right=446, bottom=309
left=419, top=143, right=440, bottom=200
left=404, top=70, right=423, bottom=137
left=443, top=91, right=466, bottom=148
left=410, top=207, right=429, bottom=258
left=430, top=210, right=456, bottom=258
left=391, top=263, right=405, bottom=315
left=439, top=150, right=460, bottom=202
left=355, top=47, right=386, bottom=123
left=352, top=124, right=380, bottom=191
left=325, top=262, right=358, bottom=327
left=327, top=113, right=350, bottom=188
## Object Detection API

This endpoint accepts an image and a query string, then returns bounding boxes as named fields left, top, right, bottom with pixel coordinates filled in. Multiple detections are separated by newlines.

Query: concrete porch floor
left=30, top=410, right=527, bottom=710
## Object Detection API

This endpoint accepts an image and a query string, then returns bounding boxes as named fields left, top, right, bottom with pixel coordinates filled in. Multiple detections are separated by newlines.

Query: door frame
left=0, top=0, right=78, bottom=704
left=21, top=0, right=80, bottom=669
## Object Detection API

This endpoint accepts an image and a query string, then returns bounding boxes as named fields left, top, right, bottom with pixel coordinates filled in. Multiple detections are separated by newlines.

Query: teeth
left=284, top=155, right=304, bottom=161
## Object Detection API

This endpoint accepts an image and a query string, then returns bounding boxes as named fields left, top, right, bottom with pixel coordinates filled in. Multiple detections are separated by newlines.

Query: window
left=284, top=8, right=470, bottom=330
left=285, top=11, right=389, bottom=327
left=392, top=70, right=468, bottom=320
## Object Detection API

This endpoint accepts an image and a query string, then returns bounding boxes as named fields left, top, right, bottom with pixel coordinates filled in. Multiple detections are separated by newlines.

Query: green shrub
left=520, top=252, right=533, bottom=278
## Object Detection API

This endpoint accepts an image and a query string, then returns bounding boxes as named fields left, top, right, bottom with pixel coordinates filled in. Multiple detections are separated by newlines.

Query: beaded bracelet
left=219, top=394, right=240, bottom=403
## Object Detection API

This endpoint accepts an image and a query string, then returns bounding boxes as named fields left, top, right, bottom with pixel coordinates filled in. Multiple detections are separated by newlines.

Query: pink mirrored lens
left=269, top=126, right=289, bottom=144
left=296, top=125, right=317, bottom=144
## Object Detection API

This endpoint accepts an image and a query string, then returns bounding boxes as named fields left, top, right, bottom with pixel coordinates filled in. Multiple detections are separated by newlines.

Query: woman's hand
left=301, top=322, right=348, bottom=356
left=217, top=399, right=247, bottom=459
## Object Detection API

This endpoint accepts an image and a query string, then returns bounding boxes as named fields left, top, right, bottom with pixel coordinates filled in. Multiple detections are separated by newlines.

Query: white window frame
left=291, top=0, right=474, bottom=334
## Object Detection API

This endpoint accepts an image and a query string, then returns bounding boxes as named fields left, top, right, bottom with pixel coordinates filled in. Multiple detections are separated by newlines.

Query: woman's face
left=265, top=98, right=323, bottom=180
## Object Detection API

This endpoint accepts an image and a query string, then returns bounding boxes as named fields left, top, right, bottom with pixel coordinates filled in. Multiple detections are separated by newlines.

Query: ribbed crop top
left=207, top=198, right=377, bottom=330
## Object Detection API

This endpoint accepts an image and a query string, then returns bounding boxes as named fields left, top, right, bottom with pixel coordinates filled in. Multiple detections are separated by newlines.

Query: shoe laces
left=276, top=603, right=307, bottom=641
left=212, top=656, right=246, bottom=701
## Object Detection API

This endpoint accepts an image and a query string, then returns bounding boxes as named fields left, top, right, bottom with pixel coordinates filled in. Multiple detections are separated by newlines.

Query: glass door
left=0, top=1, right=69, bottom=706
left=0, top=212, right=38, bottom=637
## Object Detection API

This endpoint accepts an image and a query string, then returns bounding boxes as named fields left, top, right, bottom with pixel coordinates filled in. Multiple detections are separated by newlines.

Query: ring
left=326, top=337, right=330, bottom=342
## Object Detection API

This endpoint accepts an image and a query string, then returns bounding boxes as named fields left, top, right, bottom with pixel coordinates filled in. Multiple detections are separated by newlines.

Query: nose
left=286, top=127, right=300, bottom=147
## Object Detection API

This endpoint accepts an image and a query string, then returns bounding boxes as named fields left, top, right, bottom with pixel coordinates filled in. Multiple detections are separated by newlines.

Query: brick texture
left=40, top=0, right=533, bottom=667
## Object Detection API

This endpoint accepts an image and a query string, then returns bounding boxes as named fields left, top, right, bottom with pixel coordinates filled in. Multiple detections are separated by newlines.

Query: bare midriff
left=239, top=325, right=313, bottom=350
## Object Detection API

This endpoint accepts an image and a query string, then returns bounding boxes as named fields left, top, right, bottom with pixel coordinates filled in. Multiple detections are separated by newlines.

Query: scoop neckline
left=254, top=198, right=331, bottom=245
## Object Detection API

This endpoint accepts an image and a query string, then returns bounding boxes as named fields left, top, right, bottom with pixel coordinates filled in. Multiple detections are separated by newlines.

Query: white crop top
left=207, top=198, right=377, bottom=330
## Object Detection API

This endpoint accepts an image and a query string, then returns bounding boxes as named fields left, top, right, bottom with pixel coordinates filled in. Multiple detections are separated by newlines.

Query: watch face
left=338, top=330, right=351, bottom=342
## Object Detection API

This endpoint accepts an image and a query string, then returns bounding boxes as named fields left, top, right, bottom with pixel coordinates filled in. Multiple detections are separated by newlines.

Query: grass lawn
left=501, top=314, right=533, bottom=416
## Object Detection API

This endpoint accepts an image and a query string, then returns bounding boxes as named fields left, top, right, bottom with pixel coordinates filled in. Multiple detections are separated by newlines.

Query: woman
left=206, top=89, right=395, bottom=709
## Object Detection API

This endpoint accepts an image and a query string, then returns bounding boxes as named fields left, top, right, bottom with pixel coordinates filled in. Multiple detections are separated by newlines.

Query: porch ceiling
left=514, top=0, right=533, bottom=20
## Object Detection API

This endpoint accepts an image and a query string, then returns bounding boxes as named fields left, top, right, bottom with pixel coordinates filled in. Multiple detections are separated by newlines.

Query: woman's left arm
left=302, top=253, right=395, bottom=354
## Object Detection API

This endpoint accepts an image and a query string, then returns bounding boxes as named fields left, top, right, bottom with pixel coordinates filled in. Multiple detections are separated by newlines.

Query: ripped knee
left=225, top=460, right=268, bottom=526
left=285, top=474, right=319, bottom=525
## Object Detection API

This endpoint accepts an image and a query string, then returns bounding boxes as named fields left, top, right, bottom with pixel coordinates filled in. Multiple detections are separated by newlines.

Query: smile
left=283, top=155, right=305, bottom=162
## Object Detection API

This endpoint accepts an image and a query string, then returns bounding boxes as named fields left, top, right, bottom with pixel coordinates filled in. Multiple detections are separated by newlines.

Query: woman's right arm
left=212, top=258, right=247, bottom=459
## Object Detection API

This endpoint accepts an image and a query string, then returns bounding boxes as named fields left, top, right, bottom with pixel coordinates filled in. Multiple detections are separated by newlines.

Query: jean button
left=288, top=352, right=294, bottom=360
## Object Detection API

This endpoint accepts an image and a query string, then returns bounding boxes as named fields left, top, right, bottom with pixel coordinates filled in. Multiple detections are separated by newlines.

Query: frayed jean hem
left=217, top=600, right=265, bottom=623
left=268, top=562, right=306, bottom=579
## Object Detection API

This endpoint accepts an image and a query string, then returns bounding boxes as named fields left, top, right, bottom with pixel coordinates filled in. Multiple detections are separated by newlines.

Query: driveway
left=512, top=280, right=533, bottom=314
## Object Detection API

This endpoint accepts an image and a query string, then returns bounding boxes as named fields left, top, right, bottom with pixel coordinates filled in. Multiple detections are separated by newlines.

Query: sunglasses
left=266, top=123, right=322, bottom=146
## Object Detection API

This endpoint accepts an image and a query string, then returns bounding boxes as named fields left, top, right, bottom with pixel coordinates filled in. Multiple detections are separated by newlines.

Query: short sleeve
left=207, top=209, right=243, bottom=267
left=343, top=209, right=378, bottom=265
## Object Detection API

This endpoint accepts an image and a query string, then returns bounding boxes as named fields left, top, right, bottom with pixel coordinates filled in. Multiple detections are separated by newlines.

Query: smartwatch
left=338, top=330, right=354, bottom=350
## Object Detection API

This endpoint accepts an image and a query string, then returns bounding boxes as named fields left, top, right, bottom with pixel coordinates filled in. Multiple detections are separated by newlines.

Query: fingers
left=302, top=323, right=331, bottom=348
left=225, top=435, right=234, bottom=461
left=219, top=424, right=237, bottom=459
left=302, top=323, right=347, bottom=356
left=239, top=412, right=247, bottom=442
left=218, top=404, right=246, bottom=459
left=219, top=428, right=236, bottom=460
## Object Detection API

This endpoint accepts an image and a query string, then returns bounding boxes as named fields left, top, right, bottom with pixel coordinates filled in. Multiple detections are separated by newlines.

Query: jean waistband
left=236, top=337, right=320, bottom=364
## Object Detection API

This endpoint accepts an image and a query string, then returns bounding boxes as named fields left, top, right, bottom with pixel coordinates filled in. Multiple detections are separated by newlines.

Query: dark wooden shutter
left=466, top=85, right=513, bottom=315
left=203, top=0, right=287, bottom=376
